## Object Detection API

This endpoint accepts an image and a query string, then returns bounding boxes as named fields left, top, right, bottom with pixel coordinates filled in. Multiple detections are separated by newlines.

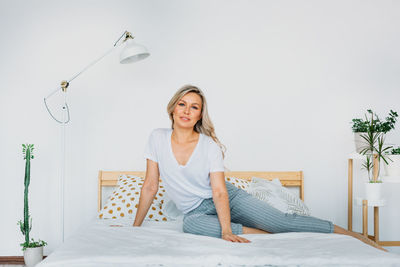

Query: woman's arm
left=210, top=172, right=250, bottom=243
left=133, top=159, right=160, bottom=226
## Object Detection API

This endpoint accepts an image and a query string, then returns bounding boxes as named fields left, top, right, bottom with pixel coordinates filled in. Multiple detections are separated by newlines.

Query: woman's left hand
left=222, top=232, right=251, bottom=243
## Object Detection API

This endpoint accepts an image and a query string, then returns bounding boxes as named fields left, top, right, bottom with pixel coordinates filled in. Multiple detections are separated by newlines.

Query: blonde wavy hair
left=167, top=85, right=226, bottom=158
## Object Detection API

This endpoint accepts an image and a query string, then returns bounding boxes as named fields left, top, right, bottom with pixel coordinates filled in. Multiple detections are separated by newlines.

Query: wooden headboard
left=98, top=170, right=304, bottom=211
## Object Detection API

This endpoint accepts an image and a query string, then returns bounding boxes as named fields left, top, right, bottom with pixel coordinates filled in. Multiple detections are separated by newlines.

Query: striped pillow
left=248, top=177, right=310, bottom=216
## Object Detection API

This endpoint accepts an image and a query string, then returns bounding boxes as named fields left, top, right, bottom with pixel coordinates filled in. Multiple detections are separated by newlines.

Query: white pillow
left=247, top=177, right=310, bottom=216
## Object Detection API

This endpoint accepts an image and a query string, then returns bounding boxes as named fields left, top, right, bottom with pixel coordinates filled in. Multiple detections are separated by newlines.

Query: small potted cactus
left=17, top=144, right=47, bottom=267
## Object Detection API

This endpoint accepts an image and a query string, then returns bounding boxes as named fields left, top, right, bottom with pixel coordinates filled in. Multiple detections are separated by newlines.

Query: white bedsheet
left=37, top=217, right=400, bottom=267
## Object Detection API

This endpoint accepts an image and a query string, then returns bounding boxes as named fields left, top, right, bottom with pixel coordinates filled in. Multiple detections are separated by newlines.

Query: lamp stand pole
left=61, top=91, right=67, bottom=242
left=44, top=30, right=149, bottom=244
left=45, top=35, right=129, bottom=243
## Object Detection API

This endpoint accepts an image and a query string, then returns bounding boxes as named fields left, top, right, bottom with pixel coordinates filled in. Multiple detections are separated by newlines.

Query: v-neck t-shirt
left=144, top=128, right=225, bottom=214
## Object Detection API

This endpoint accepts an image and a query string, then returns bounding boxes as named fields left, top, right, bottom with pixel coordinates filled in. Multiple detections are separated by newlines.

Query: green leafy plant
left=359, top=114, right=393, bottom=183
left=389, top=147, right=400, bottom=155
left=17, top=144, right=47, bottom=251
left=351, top=109, right=398, bottom=133
left=351, top=118, right=369, bottom=132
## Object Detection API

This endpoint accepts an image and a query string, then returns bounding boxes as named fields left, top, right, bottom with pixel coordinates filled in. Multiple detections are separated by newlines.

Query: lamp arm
left=65, top=31, right=132, bottom=87
left=67, top=45, right=116, bottom=85
left=44, top=31, right=132, bottom=99
left=44, top=31, right=134, bottom=124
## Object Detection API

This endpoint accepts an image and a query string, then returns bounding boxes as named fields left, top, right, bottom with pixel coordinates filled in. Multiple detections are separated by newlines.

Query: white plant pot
left=365, top=182, right=382, bottom=201
left=354, top=132, right=367, bottom=153
left=23, top=246, right=43, bottom=267
left=383, top=155, right=400, bottom=177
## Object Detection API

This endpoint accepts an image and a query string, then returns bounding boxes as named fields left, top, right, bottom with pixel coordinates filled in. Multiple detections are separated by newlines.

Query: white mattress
left=37, top=217, right=400, bottom=267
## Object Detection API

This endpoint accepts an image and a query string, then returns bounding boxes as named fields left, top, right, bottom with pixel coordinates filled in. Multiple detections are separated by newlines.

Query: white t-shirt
left=144, top=128, right=225, bottom=214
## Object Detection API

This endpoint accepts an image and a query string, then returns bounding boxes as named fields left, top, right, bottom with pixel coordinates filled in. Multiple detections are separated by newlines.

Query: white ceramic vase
left=23, top=246, right=43, bottom=267
left=365, top=182, right=382, bottom=201
left=354, top=132, right=367, bottom=153
left=383, top=155, right=400, bottom=177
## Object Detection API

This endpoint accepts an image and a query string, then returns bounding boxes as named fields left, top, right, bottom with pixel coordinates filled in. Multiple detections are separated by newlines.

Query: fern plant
left=17, top=144, right=47, bottom=250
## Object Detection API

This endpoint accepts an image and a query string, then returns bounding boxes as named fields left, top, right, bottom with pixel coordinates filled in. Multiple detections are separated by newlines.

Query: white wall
left=1, top=0, right=399, bottom=256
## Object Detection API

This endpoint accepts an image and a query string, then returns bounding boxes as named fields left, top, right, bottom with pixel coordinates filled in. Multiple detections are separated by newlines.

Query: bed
left=37, top=171, right=400, bottom=267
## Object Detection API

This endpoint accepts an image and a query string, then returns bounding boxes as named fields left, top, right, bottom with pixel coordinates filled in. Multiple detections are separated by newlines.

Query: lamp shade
left=119, top=39, right=150, bottom=64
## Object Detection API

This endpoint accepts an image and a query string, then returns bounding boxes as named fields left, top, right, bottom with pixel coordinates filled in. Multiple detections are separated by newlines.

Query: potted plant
left=351, top=109, right=398, bottom=153
left=359, top=115, right=392, bottom=201
left=17, top=144, right=47, bottom=267
left=383, top=147, right=400, bottom=177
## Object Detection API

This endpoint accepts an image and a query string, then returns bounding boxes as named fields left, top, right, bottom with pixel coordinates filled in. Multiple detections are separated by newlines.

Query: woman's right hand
left=222, top=232, right=250, bottom=243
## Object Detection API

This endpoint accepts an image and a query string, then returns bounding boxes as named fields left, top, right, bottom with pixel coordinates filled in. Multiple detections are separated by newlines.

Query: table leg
left=374, top=207, right=379, bottom=242
left=348, top=159, right=353, bottom=231
left=362, top=200, right=368, bottom=237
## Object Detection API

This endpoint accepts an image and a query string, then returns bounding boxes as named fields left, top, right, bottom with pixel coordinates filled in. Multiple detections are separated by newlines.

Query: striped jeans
left=183, top=181, right=333, bottom=238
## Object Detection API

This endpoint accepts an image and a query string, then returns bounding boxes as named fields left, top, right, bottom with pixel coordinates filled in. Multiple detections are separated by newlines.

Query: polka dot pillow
left=225, top=177, right=250, bottom=191
left=98, top=174, right=169, bottom=221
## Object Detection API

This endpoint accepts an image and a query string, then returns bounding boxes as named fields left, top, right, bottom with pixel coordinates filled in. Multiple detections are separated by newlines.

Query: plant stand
left=355, top=198, right=386, bottom=241
left=348, top=153, right=400, bottom=246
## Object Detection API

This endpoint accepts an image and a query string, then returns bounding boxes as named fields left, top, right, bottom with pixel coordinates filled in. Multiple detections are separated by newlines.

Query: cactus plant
left=17, top=144, right=47, bottom=250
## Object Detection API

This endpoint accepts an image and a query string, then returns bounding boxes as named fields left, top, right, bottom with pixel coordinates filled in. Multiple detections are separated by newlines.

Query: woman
left=133, top=85, right=384, bottom=249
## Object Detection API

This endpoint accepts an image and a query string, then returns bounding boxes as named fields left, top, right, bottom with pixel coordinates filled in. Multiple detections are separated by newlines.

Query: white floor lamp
left=44, top=30, right=149, bottom=242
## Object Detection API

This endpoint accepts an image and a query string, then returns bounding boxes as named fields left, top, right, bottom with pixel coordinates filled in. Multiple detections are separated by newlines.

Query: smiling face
left=172, top=92, right=203, bottom=130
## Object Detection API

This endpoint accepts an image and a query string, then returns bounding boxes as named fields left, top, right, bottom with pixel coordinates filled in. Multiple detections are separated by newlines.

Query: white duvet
left=37, top=217, right=400, bottom=267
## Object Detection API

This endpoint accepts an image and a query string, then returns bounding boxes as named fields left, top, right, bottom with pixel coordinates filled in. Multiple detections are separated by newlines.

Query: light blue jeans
left=183, top=182, right=333, bottom=238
